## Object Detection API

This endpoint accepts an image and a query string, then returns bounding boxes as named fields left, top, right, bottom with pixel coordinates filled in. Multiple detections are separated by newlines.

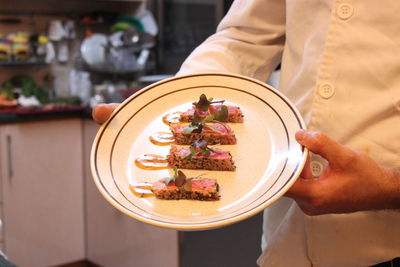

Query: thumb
left=295, top=130, right=350, bottom=169
left=92, top=103, right=119, bottom=124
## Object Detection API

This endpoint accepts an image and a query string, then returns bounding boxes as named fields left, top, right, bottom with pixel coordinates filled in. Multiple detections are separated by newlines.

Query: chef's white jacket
left=177, top=0, right=400, bottom=266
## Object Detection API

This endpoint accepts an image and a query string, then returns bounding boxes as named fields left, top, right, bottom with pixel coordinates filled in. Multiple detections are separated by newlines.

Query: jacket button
left=311, top=161, right=324, bottom=177
left=318, top=82, right=335, bottom=99
left=337, top=3, right=354, bottom=20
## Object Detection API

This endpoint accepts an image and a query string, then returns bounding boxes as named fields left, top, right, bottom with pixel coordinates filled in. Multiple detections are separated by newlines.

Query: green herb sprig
left=193, top=94, right=228, bottom=122
left=164, top=167, right=193, bottom=191
left=183, top=94, right=229, bottom=134
left=183, top=112, right=204, bottom=134
left=185, top=138, right=215, bottom=159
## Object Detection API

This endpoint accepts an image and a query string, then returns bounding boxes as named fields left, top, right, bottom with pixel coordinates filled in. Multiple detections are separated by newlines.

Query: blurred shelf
left=0, top=61, right=48, bottom=66
left=0, top=105, right=89, bottom=123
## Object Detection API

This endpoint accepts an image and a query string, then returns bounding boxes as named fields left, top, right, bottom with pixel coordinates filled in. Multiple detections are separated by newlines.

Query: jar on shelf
left=0, top=38, right=11, bottom=62
left=10, top=32, right=30, bottom=61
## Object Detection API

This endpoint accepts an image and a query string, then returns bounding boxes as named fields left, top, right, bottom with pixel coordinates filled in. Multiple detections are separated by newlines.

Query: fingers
left=285, top=178, right=327, bottom=216
left=285, top=177, right=314, bottom=201
left=295, top=130, right=353, bottom=169
left=92, top=103, right=119, bottom=124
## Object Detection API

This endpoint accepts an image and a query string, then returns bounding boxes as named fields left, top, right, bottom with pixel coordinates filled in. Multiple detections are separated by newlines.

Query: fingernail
left=296, top=129, right=306, bottom=141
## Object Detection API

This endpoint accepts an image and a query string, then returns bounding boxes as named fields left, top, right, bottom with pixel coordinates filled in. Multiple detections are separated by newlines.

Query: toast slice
left=167, top=145, right=236, bottom=171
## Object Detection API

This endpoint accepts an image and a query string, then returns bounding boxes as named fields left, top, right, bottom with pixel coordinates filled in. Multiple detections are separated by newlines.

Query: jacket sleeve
left=177, top=0, right=286, bottom=82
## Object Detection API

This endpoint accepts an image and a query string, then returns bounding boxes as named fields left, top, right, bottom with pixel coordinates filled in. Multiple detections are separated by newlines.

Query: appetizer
left=167, top=139, right=236, bottom=171
left=170, top=107, right=237, bottom=145
left=180, top=94, right=244, bottom=123
left=170, top=123, right=236, bottom=145
left=152, top=169, right=220, bottom=201
left=130, top=168, right=220, bottom=201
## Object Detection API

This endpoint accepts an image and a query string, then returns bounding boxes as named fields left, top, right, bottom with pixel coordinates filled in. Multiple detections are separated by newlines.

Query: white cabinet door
left=0, top=119, right=85, bottom=267
left=83, top=119, right=179, bottom=267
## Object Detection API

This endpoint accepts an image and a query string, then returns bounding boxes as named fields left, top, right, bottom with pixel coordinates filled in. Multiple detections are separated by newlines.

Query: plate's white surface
left=91, top=73, right=307, bottom=231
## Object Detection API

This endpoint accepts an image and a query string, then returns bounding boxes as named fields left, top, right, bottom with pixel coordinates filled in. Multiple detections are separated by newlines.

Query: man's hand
left=286, top=130, right=400, bottom=216
left=92, top=103, right=119, bottom=124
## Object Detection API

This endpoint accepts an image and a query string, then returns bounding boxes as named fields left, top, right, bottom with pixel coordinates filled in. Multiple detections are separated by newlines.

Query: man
left=93, top=0, right=400, bottom=266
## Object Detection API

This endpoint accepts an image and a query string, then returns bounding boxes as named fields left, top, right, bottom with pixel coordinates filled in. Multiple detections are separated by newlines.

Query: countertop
left=0, top=105, right=93, bottom=124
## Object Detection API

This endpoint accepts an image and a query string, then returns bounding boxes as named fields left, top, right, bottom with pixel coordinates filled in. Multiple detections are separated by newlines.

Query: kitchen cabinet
left=0, top=119, right=85, bottom=267
left=0, top=117, right=178, bottom=267
left=82, top=119, right=179, bottom=267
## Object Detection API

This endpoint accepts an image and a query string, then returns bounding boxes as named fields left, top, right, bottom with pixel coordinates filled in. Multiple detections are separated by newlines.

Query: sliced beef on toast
left=170, top=124, right=237, bottom=145
left=180, top=105, right=244, bottom=123
left=167, top=145, right=236, bottom=171
left=151, top=178, right=220, bottom=201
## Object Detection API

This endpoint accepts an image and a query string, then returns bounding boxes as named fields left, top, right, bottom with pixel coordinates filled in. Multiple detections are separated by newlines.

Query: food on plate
left=152, top=177, right=220, bottom=200
left=180, top=94, right=244, bottom=123
left=129, top=168, right=220, bottom=201
left=163, top=107, right=238, bottom=145
left=170, top=107, right=236, bottom=145
left=170, top=123, right=236, bottom=145
left=162, top=94, right=244, bottom=125
left=180, top=104, right=243, bottom=123
left=151, top=168, right=220, bottom=200
left=167, top=138, right=236, bottom=171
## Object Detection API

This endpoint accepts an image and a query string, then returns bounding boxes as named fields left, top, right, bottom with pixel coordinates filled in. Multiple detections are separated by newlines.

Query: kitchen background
left=0, top=0, right=268, bottom=266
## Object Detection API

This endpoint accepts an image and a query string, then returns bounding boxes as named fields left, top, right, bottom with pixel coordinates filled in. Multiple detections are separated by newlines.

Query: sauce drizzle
left=162, top=112, right=182, bottom=125
left=135, top=154, right=170, bottom=170
left=149, top=132, right=175, bottom=146
left=129, top=182, right=155, bottom=198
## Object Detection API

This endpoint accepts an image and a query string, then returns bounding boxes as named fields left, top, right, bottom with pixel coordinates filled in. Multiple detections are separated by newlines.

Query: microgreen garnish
left=200, top=147, right=211, bottom=156
left=183, top=124, right=202, bottom=134
left=185, top=138, right=215, bottom=159
left=183, top=178, right=192, bottom=191
left=194, top=138, right=208, bottom=148
left=164, top=167, right=187, bottom=186
left=173, top=166, right=179, bottom=177
left=164, top=176, right=173, bottom=185
left=194, top=94, right=211, bottom=112
left=183, top=112, right=204, bottom=134
left=193, top=94, right=225, bottom=113
left=192, top=111, right=203, bottom=125
left=163, top=168, right=192, bottom=191
left=204, top=115, right=214, bottom=121
left=184, top=94, right=230, bottom=133
left=214, top=105, right=228, bottom=122
left=164, top=167, right=178, bottom=185
left=175, top=170, right=187, bottom=187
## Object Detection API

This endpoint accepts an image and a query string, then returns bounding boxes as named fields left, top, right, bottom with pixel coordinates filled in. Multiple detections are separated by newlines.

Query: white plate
left=80, top=33, right=107, bottom=66
left=91, top=73, right=307, bottom=231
